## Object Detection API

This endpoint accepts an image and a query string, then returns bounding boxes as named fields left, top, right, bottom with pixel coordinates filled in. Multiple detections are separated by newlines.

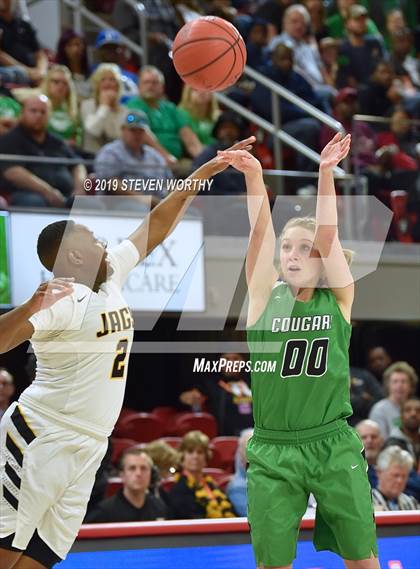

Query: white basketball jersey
left=19, top=240, right=139, bottom=438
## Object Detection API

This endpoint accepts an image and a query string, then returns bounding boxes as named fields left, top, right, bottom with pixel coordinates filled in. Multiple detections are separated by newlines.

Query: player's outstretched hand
left=320, top=133, right=351, bottom=170
left=216, top=148, right=263, bottom=176
left=28, top=278, right=75, bottom=313
left=211, top=136, right=256, bottom=173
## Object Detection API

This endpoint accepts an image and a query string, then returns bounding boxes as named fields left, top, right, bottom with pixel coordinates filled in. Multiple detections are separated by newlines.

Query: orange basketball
left=172, top=16, right=246, bottom=92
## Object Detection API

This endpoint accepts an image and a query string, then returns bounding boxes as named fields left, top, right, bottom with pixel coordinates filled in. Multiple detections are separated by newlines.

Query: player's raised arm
left=0, top=278, right=74, bottom=353
left=216, top=149, right=277, bottom=326
left=127, top=136, right=255, bottom=261
left=314, top=133, right=354, bottom=322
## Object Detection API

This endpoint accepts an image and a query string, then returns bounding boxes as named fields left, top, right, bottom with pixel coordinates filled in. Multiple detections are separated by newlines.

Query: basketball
left=172, top=16, right=246, bottom=92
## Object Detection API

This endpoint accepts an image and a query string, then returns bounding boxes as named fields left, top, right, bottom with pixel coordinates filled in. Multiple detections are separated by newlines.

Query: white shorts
left=0, top=401, right=107, bottom=560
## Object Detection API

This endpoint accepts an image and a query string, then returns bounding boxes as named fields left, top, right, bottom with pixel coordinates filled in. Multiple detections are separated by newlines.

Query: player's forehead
left=282, top=226, right=314, bottom=243
left=72, top=224, right=96, bottom=240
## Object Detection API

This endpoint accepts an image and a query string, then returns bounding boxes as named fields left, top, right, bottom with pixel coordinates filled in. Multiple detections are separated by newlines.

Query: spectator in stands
left=303, top=0, right=329, bottom=42
left=168, top=431, right=236, bottom=519
left=180, top=353, right=253, bottom=435
left=80, top=63, right=126, bottom=154
left=85, top=449, right=168, bottom=522
left=191, top=111, right=248, bottom=195
left=319, top=37, right=339, bottom=87
left=40, top=65, right=81, bottom=146
left=0, top=367, right=15, bottom=420
left=254, top=0, right=295, bottom=40
left=386, top=398, right=420, bottom=467
left=250, top=43, right=321, bottom=170
left=369, top=361, right=418, bottom=439
left=349, top=366, right=384, bottom=426
left=0, top=88, right=21, bottom=135
left=372, top=446, right=419, bottom=510
left=384, top=9, right=407, bottom=49
left=143, top=440, right=179, bottom=480
left=355, top=419, right=384, bottom=488
left=94, top=109, right=171, bottom=208
left=269, top=5, right=331, bottom=99
left=0, top=95, right=86, bottom=207
left=364, top=105, right=420, bottom=205
left=126, top=66, right=203, bottom=176
left=327, top=0, right=381, bottom=40
left=55, top=29, right=90, bottom=101
left=177, top=86, right=220, bottom=147
left=245, top=20, right=269, bottom=70
left=112, top=0, right=181, bottom=101
left=367, top=345, right=392, bottom=382
left=94, top=29, right=138, bottom=102
left=226, top=428, right=253, bottom=516
left=0, top=0, right=47, bottom=86
left=389, top=29, right=420, bottom=115
left=358, top=60, right=403, bottom=118
left=337, top=5, right=386, bottom=88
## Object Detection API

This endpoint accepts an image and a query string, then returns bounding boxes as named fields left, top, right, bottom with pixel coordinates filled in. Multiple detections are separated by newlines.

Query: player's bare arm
left=216, top=149, right=277, bottom=327
left=0, top=278, right=74, bottom=353
left=127, top=136, right=256, bottom=262
left=314, top=133, right=354, bottom=322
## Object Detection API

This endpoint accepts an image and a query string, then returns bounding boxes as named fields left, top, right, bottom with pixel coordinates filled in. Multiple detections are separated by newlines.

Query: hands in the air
left=320, top=132, right=351, bottom=170
left=28, top=278, right=75, bottom=314
left=214, top=139, right=262, bottom=177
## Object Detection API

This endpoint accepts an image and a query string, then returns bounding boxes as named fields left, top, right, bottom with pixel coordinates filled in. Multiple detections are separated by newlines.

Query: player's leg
left=311, top=425, right=378, bottom=563
left=344, top=555, right=380, bottom=569
left=9, top=554, right=48, bottom=569
left=0, top=547, right=22, bottom=569
left=247, top=435, right=309, bottom=569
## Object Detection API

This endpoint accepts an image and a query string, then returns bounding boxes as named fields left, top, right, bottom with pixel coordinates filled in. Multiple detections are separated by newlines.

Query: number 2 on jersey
left=280, top=338, right=329, bottom=378
left=110, top=339, right=128, bottom=379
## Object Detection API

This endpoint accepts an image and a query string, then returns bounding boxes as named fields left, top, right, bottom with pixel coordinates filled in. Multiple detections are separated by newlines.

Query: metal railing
left=62, top=0, right=147, bottom=63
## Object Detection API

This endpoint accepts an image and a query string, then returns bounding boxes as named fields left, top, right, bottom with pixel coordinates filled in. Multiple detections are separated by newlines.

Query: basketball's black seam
left=213, top=36, right=238, bottom=90
left=177, top=34, right=241, bottom=79
left=172, top=36, right=231, bottom=57
left=202, top=19, right=246, bottom=69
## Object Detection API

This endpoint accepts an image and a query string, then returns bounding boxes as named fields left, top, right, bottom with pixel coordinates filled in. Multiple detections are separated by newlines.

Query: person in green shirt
left=177, top=85, right=221, bottom=146
left=40, top=65, right=81, bottom=146
left=327, top=0, right=381, bottom=38
left=218, top=134, right=379, bottom=569
left=126, top=66, right=203, bottom=175
left=0, top=95, right=21, bottom=135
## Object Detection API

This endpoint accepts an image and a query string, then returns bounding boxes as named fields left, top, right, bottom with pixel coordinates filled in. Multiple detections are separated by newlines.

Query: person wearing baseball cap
left=94, top=29, right=137, bottom=101
left=327, top=0, right=381, bottom=40
left=93, top=109, right=172, bottom=208
left=338, top=5, right=386, bottom=86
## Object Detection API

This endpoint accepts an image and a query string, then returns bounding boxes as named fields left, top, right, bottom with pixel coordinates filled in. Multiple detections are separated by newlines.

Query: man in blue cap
left=94, top=108, right=171, bottom=209
left=95, top=29, right=137, bottom=101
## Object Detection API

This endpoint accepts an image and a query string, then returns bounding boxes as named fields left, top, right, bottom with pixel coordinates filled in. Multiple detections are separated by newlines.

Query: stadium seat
left=105, top=477, right=122, bottom=498
left=159, top=436, right=182, bottom=449
left=110, top=437, right=137, bottom=467
left=202, top=468, right=228, bottom=485
left=152, top=406, right=180, bottom=434
left=217, top=474, right=233, bottom=492
left=173, top=412, right=218, bottom=439
left=117, top=413, right=166, bottom=443
left=209, top=437, right=239, bottom=473
left=390, top=190, right=414, bottom=243
left=113, top=407, right=138, bottom=437
left=160, top=476, right=177, bottom=493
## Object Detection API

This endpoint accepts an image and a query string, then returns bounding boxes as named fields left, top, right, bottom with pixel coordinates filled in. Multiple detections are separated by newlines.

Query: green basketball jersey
left=247, top=282, right=353, bottom=431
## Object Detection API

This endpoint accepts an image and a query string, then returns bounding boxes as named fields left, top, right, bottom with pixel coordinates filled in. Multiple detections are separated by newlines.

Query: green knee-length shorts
left=246, top=419, right=378, bottom=567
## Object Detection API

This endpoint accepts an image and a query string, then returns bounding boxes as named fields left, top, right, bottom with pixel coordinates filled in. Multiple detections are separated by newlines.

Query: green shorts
left=246, top=419, right=378, bottom=567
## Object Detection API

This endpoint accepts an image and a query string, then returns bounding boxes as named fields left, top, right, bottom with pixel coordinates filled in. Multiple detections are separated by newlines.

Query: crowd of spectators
left=1, top=342, right=419, bottom=523
left=0, top=0, right=418, bottom=238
